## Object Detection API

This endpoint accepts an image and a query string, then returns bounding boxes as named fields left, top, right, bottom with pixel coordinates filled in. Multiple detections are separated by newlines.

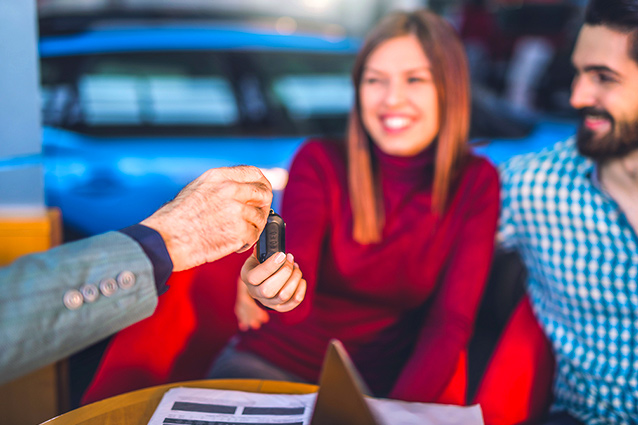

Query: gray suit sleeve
left=0, top=231, right=159, bottom=385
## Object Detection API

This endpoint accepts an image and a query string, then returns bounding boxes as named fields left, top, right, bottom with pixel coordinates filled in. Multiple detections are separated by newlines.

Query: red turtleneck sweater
left=237, top=139, right=499, bottom=401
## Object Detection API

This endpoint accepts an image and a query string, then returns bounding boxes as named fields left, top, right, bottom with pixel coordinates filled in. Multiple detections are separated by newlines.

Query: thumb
left=241, top=251, right=287, bottom=287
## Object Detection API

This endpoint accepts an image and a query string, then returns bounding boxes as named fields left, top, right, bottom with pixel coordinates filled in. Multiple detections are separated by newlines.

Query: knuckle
left=245, top=286, right=260, bottom=300
left=279, top=289, right=293, bottom=304
left=261, top=285, right=279, bottom=299
left=272, top=293, right=285, bottom=305
left=245, top=274, right=260, bottom=287
left=217, top=180, right=232, bottom=191
left=236, top=202, right=250, bottom=215
left=261, top=185, right=274, bottom=198
left=281, top=282, right=297, bottom=301
left=296, top=280, right=307, bottom=301
left=201, top=169, right=216, bottom=181
left=255, top=287, right=269, bottom=300
left=243, top=165, right=259, bottom=174
left=281, top=261, right=294, bottom=274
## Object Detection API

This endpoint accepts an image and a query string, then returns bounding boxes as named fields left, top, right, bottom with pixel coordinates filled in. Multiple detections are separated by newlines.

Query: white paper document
left=148, top=388, right=314, bottom=425
left=147, top=387, right=483, bottom=425
left=368, top=397, right=484, bottom=425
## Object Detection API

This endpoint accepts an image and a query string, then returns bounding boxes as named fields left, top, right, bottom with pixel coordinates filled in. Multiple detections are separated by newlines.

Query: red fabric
left=237, top=140, right=500, bottom=402
left=81, top=252, right=248, bottom=405
left=437, top=350, right=467, bottom=406
left=473, top=295, right=555, bottom=425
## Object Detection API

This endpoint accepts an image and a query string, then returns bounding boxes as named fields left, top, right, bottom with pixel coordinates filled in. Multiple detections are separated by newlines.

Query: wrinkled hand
left=235, top=276, right=270, bottom=331
left=241, top=251, right=306, bottom=312
left=142, top=166, right=272, bottom=271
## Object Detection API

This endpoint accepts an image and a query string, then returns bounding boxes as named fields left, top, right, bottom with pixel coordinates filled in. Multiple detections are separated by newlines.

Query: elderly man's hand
left=142, top=166, right=272, bottom=271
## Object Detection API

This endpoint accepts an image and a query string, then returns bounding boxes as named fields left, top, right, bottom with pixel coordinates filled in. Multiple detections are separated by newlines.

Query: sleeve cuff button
left=117, top=271, right=136, bottom=290
left=80, top=284, right=99, bottom=303
left=63, top=290, right=84, bottom=310
left=99, top=278, right=118, bottom=297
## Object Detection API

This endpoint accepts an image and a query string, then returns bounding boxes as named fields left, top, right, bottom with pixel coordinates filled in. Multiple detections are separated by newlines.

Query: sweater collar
left=372, top=143, right=435, bottom=183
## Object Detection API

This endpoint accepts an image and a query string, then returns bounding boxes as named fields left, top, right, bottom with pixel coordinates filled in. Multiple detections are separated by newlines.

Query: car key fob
left=257, top=209, right=286, bottom=263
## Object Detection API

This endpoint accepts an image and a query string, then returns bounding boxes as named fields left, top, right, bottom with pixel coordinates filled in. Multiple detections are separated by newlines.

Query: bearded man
left=496, top=0, right=638, bottom=423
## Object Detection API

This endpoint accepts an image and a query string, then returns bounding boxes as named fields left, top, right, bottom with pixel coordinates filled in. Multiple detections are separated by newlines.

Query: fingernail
left=287, top=253, right=294, bottom=263
left=274, top=252, right=286, bottom=264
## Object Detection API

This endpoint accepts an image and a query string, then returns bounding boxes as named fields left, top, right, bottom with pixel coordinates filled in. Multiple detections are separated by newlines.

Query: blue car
left=40, top=19, right=576, bottom=239
left=40, top=21, right=360, bottom=237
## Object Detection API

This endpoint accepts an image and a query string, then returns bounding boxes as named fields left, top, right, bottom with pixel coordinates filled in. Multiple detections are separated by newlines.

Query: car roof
left=39, top=22, right=361, bottom=57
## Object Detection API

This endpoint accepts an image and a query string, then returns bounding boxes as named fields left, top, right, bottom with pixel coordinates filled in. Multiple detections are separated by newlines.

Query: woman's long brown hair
left=348, top=10, right=471, bottom=244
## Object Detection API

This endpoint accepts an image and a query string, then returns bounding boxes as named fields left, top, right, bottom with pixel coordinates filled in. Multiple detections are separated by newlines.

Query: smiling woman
left=348, top=10, right=471, bottom=243
left=211, top=9, right=500, bottom=405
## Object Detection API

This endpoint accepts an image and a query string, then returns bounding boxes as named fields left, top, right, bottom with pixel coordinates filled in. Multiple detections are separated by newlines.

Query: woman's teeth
left=383, top=116, right=410, bottom=130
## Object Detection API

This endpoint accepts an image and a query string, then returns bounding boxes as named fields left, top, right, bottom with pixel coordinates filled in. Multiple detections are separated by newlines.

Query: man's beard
left=576, top=107, right=638, bottom=161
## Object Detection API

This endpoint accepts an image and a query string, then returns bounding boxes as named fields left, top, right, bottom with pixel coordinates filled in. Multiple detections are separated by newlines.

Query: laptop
left=310, top=339, right=381, bottom=425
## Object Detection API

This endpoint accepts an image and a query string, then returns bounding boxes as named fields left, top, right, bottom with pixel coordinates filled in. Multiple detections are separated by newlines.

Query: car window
left=273, top=75, right=352, bottom=118
left=247, top=51, right=355, bottom=136
left=41, top=49, right=356, bottom=137
left=41, top=51, right=240, bottom=135
left=79, top=74, right=237, bottom=126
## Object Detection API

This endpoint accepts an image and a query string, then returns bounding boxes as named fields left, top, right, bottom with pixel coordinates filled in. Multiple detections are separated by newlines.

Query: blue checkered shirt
left=499, top=138, right=638, bottom=424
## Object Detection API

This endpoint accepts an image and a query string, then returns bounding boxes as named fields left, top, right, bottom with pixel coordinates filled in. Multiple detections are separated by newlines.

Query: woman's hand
left=235, top=276, right=270, bottom=331
left=241, top=251, right=307, bottom=313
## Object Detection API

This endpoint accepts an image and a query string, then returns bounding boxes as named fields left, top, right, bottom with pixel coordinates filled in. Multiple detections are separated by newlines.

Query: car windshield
left=249, top=50, right=354, bottom=136
left=40, top=49, right=355, bottom=137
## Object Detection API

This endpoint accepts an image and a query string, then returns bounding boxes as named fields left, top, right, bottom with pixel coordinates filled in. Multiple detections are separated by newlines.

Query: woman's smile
left=380, top=114, right=416, bottom=134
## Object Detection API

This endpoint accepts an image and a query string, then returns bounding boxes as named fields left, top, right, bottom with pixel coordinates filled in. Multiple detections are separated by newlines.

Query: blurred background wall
left=1, top=0, right=44, bottom=214
left=0, top=3, right=65, bottom=425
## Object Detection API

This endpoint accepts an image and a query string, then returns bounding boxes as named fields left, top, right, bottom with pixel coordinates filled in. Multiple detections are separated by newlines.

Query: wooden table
left=41, top=379, right=318, bottom=425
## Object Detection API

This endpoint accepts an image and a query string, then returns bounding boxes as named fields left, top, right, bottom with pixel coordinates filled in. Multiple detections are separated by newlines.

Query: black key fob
left=257, top=209, right=286, bottom=263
